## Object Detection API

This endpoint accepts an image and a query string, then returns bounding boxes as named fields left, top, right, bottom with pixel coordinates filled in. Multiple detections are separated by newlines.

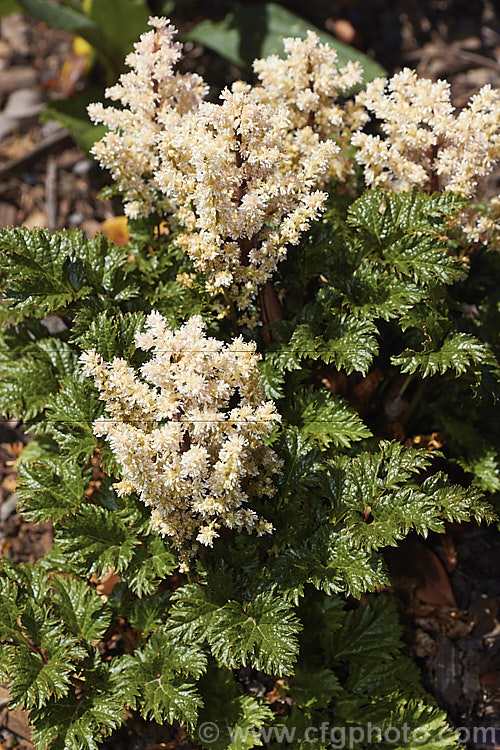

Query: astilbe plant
left=0, top=17, right=498, bottom=750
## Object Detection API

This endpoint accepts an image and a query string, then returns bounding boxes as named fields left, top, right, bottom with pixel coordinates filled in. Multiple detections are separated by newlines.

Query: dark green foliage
left=130, top=632, right=205, bottom=727
left=196, top=663, right=274, bottom=750
left=168, top=570, right=301, bottom=675
left=284, top=387, right=372, bottom=448
left=0, top=185, right=496, bottom=749
left=0, top=228, right=138, bottom=323
left=17, top=458, right=91, bottom=524
left=75, top=311, right=146, bottom=362
left=0, top=336, right=78, bottom=422
left=392, top=331, right=493, bottom=377
left=45, top=376, right=103, bottom=462
left=270, top=313, right=379, bottom=375
left=56, top=484, right=177, bottom=596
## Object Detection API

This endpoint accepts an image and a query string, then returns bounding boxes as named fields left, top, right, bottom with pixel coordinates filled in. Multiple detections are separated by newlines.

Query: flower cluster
left=352, top=68, right=500, bottom=198
left=89, top=18, right=500, bottom=304
left=156, top=86, right=332, bottom=309
left=462, top=194, right=500, bottom=244
left=89, top=18, right=365, bottom=308
left=88, top=16, right=206, bottom=218
left=80, top=313, right=282, bottom=567
left=252, top=31, right=368, bottom=182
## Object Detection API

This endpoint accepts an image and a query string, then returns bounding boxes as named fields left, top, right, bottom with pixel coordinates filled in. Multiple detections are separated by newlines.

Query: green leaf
left=150, top=631, right=207, bottom=680
left=329, top=596, right=403, bottom=663
left=420, top=474, right=495, bottom=525
left=290, top=665, right=341, bottom=708
left=0, top=337, right=78, bottom=421
left=169, top=583, right=301, bottom=675
left=385, top=234, right=464, bottom=285
left=393, top=333, right=492, bottom=377
left=0, top=643, right=14, bottom=683
left=197, top=664, right=273, bottom=750
left=0, top=0, right=22, bottom=16
left=52, top=576, right=111, bottom=642
left=330, top=443, right=461, bottom=549
left=347, top=189, right=465, bottom=242
left=318, top=536, right=390, bottom=599
left=10, top=635, right=86, bottom=710
left=334, top=692, right=461, bottom=749
left=75, top=310, right=145, bottom=362
left=17, top=458, right=89, bottom=523
left=0, top=354, right=57, bottom=421
left=41, top=90, right=106, bottom=154
left=209, top=593, right=301, bottom=673
left=0, top=577, right=24, bottom=643
left=127, top=592, right=170, bottom=637
left=320, top=315, right=379, bottom=375
left=45, top=375, right=102, bottom=462
left=0, top=561, right=51, bottom=606
left=259, top=359, right=285, bottom=400
left=457, top=445, right=500, bottom=493
left=0, top=228, right=137, bottom=322
left=221, top=695, right=274, bottom=750
left=59, top=504, right=140, bottom=577
left=14, top=435, right=58, bottom=470
left=30, top=684, right=125, bottom=750
left=381, top=699, right=460, bottom=749
left=343, top=267, right=426, bottom=321
left=346, top=654, right=420, bottom=695
left=86, top=0, right=149, bottom=62
left=346, top=189, right=465, bottom=285
left=126, top=534, right=177, bottom=597
left=277, top=429, right=323, bottom=497
left=185, top=2, right=385, bottom=83
left=271, top=314, right=378, bottom=375
left=133, top=632, right=205, bottom=728
left=285, top=387, right=371, bottom=449
left=142, top=676, right=200, bottom=728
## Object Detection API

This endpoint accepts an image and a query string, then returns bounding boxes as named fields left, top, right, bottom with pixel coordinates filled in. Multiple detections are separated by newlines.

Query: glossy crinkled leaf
left=168, top=584, right=301, bottom=676
left=285, top=387, right=371, bottom=448
left=59, top=504, right=140, bottom=577
left=17, top=459, right=90, bottom=523
left=52, top=576, right=111, bottom=643
left=9, top=636, right=86, bottom=710
left=329, top=596, right=403, bottom=662
left=392, top=333, right=492, bottom=377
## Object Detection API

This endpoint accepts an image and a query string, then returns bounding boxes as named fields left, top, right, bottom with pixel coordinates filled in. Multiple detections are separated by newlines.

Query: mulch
left=0, top=2, right=499, bottom=748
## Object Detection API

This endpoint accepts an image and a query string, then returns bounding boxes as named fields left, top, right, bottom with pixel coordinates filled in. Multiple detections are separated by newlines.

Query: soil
left=0, top=2, right=498, bottom=748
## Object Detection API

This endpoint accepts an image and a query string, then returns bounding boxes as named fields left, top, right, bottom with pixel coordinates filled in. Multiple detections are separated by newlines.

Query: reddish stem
left=259, top=281, right=284, bottom=343
left=426, top=143, right=440, bottom=193
left=173, top=410, right=191, bottom=453
left=306, top=57, right=316, bottom=130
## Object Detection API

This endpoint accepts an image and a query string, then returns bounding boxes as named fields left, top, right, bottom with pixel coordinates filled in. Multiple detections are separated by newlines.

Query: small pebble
left=0, top=494, right=19, bottom=523
left=73, top=158, right=93, bottom=176
left=3, top=87, right=45, bottom=120
left=42, top=315, right=68, bottom=333
left=68, top=211, right=84, bottom=226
